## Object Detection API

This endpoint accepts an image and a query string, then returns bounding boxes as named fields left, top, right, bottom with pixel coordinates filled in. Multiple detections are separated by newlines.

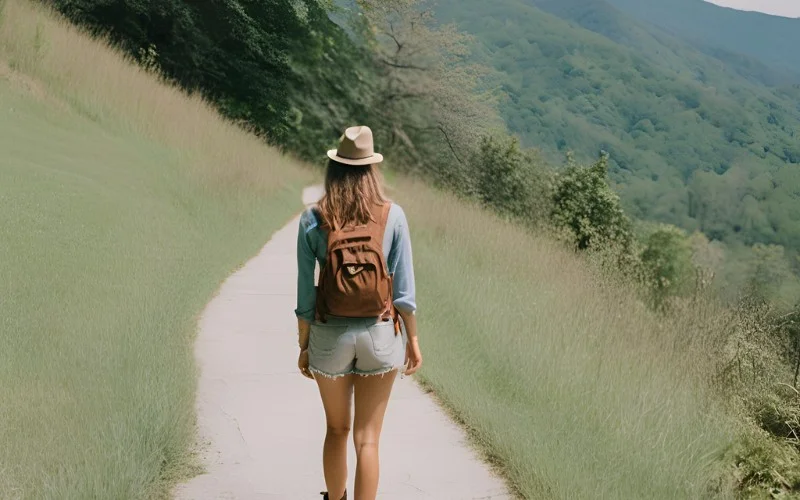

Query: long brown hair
left=317, top=159, right=388, bottom=230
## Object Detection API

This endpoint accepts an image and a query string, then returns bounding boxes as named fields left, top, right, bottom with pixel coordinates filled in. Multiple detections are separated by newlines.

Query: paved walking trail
left=174, top=187, right=511, bottom=499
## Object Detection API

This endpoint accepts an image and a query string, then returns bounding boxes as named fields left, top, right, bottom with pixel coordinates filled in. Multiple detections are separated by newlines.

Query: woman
left=295, top=125, right=423, bottom=500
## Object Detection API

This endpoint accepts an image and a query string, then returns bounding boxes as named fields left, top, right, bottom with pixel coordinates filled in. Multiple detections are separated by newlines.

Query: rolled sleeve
left=294, top=210, right=318, bottom=323
left=388, top=206, right=417, bottom=314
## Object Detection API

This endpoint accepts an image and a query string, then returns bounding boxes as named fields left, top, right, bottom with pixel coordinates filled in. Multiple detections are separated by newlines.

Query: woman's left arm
left=295, top=210, right=318, bottom=326
left=295, top=212, right=317, bottom=378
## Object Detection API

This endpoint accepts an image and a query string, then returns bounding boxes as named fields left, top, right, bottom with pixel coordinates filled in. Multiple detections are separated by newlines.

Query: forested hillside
left=606, top=0, right=800, bottom=82
left=435, top=0, right=800, bottom=253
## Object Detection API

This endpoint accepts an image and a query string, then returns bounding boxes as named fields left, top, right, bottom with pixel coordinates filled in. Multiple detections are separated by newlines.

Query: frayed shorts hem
left=309, top=365, right=402, bottom=379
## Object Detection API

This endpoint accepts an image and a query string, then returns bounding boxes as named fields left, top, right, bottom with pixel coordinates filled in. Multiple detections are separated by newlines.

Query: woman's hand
left=297, top=318, right=312, bottom=379
left=298, top=349, right=313, bottom=379
left=404, top=337, right=422, bottom=376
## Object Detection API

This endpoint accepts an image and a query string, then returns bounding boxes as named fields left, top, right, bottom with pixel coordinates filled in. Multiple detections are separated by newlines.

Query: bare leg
left=353, top=370, right=398, bottom=500
left=316, top=374, right=355, bottom=500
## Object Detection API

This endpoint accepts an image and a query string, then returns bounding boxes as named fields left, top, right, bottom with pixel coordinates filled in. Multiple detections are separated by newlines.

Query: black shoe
left=319, top=490, right=347, bottom=500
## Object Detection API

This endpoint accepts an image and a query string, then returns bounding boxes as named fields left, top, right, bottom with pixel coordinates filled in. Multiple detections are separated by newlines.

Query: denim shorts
left=308, top=316, right=407, bottom=378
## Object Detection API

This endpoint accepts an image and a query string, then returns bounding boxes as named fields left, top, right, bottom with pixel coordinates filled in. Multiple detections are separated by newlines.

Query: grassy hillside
left=395, top=178, right=734, bottom=498
left=606, top=0, right=800, bottom=81
left=0, top=0, right=310, bottom=497
left=435, top=0, right=800, bottom=251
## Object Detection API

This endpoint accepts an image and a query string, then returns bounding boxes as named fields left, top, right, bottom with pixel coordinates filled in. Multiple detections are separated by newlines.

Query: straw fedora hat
left=327, top=126, right=384, bottom=166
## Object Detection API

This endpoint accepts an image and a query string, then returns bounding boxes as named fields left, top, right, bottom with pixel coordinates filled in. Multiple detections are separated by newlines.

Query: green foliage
left=282, top=1, right=378, bottom=161
left=712, top=298, right=800, bottom=497
left=551, top=153, right=632, bottom=251
left=472, top=135, right=551, bottom=222
left=745, top=244, right=800, bottom=307
left=640, top=224, right=694, bottom=306
left=605, top=0, right=800, bottom=83
left=730, top=429, right=800, bottom=497
left=45, top=0, right=308, bottom=141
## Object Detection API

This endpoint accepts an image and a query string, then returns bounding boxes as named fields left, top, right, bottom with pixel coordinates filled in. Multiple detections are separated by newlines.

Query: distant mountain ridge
left=524, top=0, right=800, bottom=85
left=605, top=0, right=800, bottom=82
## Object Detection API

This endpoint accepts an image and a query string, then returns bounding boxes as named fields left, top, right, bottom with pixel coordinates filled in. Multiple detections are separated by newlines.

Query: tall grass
left=393, top=178, right=735, bottom=499
left=0, top=0, right=311, bottom=497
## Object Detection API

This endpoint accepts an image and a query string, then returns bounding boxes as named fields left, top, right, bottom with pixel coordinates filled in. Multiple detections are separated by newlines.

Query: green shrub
left=640, top=224, right=695, bottom=307
left=551, top=152, right=633, bottom=251
left=473, top=135, right=552, bottom=223
left=728, top=427, right=800, bottom=497
left=711, top=298, right=800, bottom=497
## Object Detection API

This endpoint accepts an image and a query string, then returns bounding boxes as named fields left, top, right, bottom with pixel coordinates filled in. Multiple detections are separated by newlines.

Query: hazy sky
left=705, top=0, right=800, bottom=17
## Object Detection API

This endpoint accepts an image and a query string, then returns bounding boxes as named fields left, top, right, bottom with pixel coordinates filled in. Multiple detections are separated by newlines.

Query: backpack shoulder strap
left=374, top=202, right=398, bottom=329
left=369, top=202, right=392, bottom=248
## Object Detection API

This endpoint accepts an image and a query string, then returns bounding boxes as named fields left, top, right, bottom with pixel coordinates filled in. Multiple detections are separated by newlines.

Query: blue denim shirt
left=294, top=203, right=417, bottom=322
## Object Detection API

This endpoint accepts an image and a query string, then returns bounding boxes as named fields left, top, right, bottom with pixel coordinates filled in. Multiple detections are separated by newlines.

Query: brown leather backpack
left=315, top=202, right=398, bottom=332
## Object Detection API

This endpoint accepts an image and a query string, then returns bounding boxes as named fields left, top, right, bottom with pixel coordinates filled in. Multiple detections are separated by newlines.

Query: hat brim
left=327, top=149, right=384, bottom=166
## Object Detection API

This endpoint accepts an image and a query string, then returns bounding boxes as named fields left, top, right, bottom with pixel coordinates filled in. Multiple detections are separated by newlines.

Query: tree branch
left=381, top=91, right=425, bottom=103
left=378, top=58, right=428, bottom=70
left=437, top=123, right=465, bottom=165
left=385, top=24, right=404, bottom=53
left=405, top=123, right=465, bottom=165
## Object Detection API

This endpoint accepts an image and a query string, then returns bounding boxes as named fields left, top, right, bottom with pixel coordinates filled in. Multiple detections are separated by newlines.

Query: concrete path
left=174, top=186, right=511, bottom=499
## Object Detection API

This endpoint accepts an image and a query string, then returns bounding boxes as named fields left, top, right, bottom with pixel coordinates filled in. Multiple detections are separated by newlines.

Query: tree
left=473, top=135, right=551, bottom=222
left=745, top=244, right=800, bottom=308
left=640, top=224, right=694, bottom=306
left=551, top=152, right=633, bottom=251
left=352, top=0, right=504, bottom=192
left=688, top=230, right=725, bottom=291
left=281, top=1, right=378, bottom=160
